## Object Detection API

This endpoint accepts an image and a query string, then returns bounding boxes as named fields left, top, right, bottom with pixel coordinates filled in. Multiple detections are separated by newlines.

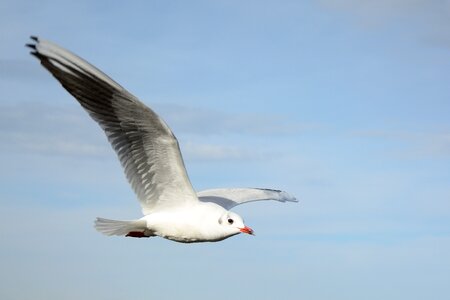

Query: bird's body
left=27, top=36, right=297, bottom=243
left=97, top=200, right=250, bottom=243
left=141, top=202, right=235, bottom=243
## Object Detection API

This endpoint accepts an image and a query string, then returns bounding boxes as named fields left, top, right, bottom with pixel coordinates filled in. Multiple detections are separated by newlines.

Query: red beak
left=239, top=226, right=254, bottom=235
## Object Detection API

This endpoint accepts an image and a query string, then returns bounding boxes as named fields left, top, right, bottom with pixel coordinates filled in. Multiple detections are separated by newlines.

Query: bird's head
left=218, top=211, right=254, bottom=236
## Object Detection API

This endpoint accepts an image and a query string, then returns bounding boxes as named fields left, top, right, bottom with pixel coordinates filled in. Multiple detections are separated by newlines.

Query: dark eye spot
left=227, top=218, right=234, bottom=225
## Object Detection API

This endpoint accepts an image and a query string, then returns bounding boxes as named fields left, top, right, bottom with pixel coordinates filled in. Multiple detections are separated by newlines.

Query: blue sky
left=1, top=0, right=450, bottom=299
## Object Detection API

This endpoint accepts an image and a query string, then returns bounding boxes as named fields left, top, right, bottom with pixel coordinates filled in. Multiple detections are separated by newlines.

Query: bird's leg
left=125, top=231, right=148, bottom=238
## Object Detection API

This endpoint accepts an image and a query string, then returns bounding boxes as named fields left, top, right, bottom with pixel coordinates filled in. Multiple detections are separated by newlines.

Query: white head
left=218, top=211, right=254, bottom=237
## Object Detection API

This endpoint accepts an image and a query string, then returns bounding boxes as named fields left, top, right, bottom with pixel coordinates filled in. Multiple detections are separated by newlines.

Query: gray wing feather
left=28, top=37, right=198, bottom=214
left=197, top=188, right=297, bottom=210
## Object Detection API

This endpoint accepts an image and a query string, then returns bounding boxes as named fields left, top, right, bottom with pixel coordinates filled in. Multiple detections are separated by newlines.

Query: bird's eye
left=227, top=218, right=234, bottom=225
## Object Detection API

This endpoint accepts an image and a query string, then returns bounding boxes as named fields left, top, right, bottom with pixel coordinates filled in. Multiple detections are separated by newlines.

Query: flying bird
left=27, top=36, right=297, bottom=243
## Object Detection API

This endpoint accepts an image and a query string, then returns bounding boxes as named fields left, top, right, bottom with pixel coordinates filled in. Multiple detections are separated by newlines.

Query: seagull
left=26, top=36, right=297, bottom=243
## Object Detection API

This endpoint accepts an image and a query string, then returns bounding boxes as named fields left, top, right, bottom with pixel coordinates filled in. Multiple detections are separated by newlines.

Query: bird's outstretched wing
left=27, top=36, right=198, bottom=215
left=197, top=188, right=297, bottom=210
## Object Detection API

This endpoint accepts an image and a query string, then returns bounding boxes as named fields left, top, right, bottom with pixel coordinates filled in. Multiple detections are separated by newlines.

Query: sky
left=1, top=0, right=450, bottom=299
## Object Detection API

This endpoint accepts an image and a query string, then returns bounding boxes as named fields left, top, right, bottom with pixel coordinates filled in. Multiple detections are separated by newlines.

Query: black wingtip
left=255, top=188, right=282, bottom=193
left=30, top=51, right=40, bottom=58
left=27, top=36, right=40, bottom=58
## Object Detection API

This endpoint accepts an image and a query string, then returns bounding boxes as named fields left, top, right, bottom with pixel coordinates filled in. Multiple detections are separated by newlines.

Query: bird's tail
left=94, top=217, right=149, bottom=237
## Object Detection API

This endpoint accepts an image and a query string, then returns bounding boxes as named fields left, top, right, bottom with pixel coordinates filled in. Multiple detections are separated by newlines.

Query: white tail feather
left=94, top=217, right=147, bottom=236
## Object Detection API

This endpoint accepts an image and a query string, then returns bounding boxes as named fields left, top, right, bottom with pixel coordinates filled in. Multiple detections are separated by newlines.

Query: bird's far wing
left=27, top=36, right=198, bottom=215
left=197, top=188, right=297, bottom=210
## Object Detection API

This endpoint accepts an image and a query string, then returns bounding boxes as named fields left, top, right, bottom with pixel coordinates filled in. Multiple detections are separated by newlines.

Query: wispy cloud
left=182, top=140, right=262, bottom=161
left=0, top=59, right=46, bottom=82
left=154, top=103, right=307, bottom=136
left=352, top=129, right=450, bottom=159
left=0, top=103, right=109, bottom=158
left=1, top=102, right=297, bottom=161
left=2, top=132, right=108, bottom=157
left=318, top=0, right=450, bottom=46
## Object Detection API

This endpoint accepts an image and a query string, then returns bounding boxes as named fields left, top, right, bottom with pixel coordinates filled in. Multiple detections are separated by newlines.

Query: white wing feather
left=197, top=188, right=297, bottom=210
left=28, top=37, right=198, bottom=215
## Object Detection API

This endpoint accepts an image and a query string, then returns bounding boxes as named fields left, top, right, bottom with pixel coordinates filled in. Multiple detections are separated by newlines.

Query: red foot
left=126, top=231, right=147, bottom=238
